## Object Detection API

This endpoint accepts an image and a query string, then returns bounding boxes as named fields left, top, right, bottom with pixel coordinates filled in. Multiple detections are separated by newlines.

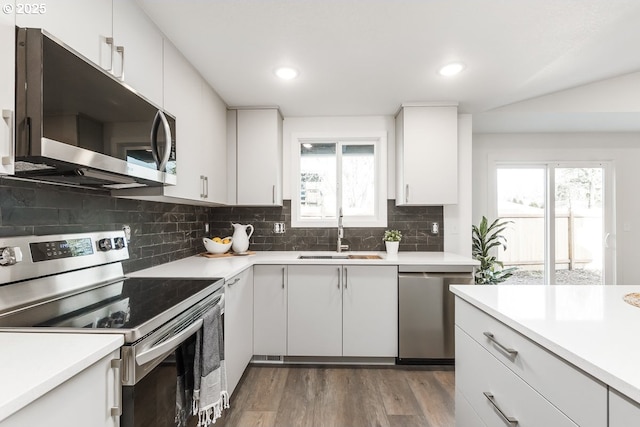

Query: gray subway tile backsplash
left=0, top=177, right=443, bottom=274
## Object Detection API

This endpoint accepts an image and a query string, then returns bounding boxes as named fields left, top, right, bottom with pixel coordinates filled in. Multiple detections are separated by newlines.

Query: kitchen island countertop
left=0, top=333, right=123, bottom=422
left=128, top=250, right=479, bottom=281
left=451, top=284, right=640, bottom=404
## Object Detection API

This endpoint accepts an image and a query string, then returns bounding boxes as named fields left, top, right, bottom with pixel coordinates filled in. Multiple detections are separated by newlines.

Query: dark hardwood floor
left=216, top=365, right=455, bottom=427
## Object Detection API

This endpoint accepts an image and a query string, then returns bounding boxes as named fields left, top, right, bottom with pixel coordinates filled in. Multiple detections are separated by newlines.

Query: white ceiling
left=139, top=0, right=640, bottom=129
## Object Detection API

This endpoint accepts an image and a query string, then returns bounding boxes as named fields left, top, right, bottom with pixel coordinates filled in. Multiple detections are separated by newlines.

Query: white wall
left=444, top=114, right=472, bottom=256
left=473, top=132, right=640, bottom=284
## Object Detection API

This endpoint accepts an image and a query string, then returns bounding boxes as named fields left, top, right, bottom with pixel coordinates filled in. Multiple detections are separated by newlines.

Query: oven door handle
left=135, top=318, right=203, bottom=366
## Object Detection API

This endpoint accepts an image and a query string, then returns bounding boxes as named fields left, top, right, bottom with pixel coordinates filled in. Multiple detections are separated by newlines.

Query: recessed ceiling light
left=438, top=62, right=465, bottom=77
left=302, top=143, right=313, bottom=149
left=275, top=67, right=299, bottom=80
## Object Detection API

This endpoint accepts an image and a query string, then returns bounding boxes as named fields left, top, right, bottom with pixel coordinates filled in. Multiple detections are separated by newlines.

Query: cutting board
left=200, top=251, right=256, bottom=259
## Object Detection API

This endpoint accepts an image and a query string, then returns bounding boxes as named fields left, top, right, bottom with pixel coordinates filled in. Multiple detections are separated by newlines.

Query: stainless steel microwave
left=14, top=27, right=177, bottom=189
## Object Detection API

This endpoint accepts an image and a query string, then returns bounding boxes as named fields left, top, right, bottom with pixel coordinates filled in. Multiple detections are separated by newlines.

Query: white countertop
left=0, top=333, right=123, bottom=422
left=128, top=250, right=478, bottom=280
left=450, top=284, right=640, bottom=403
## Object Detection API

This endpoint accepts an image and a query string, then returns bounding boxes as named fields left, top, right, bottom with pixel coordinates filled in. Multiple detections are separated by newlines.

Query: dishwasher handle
left=398, top=272, right=474, bottom=282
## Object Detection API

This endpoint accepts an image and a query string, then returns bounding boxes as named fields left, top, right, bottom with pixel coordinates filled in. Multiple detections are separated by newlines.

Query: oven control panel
left=30, top=238, right=94, bottom=262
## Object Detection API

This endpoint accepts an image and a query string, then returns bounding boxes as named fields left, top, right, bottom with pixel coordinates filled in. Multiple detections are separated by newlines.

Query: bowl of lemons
left=203, top=236, right=233, bottom=254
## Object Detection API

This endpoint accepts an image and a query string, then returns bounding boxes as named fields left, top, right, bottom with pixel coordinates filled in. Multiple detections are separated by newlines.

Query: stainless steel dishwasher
left=398, top=266, right=474, bottom=364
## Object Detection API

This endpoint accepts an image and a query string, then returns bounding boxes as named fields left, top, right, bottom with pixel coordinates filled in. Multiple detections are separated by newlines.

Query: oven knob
left=97, top=238, right=113, bottom=251
left=0, top=247, right=23, bottom=266
left=113, top=237, right=126, bottom=250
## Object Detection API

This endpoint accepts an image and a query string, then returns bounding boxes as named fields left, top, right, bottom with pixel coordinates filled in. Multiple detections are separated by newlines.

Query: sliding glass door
left=496, top=163, right=614, bottom=285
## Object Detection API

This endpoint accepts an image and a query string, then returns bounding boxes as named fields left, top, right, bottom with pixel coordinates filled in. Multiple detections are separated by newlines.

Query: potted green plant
left=383, top=229, right=402, bottom=254
left=472, top=216, right=517, bottom=284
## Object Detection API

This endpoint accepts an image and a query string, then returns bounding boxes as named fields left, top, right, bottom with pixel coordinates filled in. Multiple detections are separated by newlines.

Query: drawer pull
left=483, top=331, right=518, bottom=357
left=483, top=392, right=518, bottom=426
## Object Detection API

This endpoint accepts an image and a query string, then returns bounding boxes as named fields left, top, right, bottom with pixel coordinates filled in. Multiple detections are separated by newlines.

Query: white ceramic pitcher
left=231, top=223, right=254, bottom=253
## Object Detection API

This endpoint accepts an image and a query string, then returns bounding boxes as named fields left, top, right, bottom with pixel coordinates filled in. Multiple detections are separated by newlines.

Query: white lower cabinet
left=455, top=389, right=486, bottom=427
left=287, top=265, right=397, bottom=357
left=456, top=326, right=578, bottom=427
left=2, top=349, right=121, bottom=427
left=253, top=265, right=287, bottom=356
left=224, top=268, right=253, bottom=396
left=455, top=297, right=608, bottom=427
left=609, top=389, right=640, bottom=427
left=342, top=265, right=397, bottom=357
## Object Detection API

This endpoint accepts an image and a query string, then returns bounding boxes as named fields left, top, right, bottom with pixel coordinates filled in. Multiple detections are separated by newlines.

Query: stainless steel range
left=0, top=231, right=224, bottom=427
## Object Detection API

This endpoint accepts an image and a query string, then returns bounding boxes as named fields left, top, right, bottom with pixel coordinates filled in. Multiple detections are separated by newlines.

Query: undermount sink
left=297, top=254, right=383, bottom=260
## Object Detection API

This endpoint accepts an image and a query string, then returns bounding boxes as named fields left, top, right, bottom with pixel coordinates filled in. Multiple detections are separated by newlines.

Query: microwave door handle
left=135, top=318, right=203, bottom=366
left=150, top=111, right=162, bottom=169
left=157, top=110, right=172, bottom=172
left=150, top=110, right=172, bottom=172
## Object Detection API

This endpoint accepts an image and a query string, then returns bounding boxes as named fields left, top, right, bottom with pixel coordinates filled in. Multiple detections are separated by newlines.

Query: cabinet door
left=199, top=83, right=228, bottom=204
left=0, top=1, right=14, bottom=174
left=224, top=267, right=253, bottom=396
left=16, top=0, right=113, bottom=70
left=342, top=266, right=397, bottom=357
left=397, top=106, right=458, bottom=205
left=163, top=40, right=207, bottom=202
left=254, top=265, right=287, bottom=356
left=112, top=0, right=163, bottom=106
left=610, top=389, right=640, bottom=427
left=235, top=109, right=283, bottom=206
left=2, top=349, right=120, bottom=427
left=288, top=265, right=342, bottom=356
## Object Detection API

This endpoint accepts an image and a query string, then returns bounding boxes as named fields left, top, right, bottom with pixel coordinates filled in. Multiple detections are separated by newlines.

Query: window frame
left=490, top=159, right=615, bottom=285
left=291, top=132, right=387, bottom=228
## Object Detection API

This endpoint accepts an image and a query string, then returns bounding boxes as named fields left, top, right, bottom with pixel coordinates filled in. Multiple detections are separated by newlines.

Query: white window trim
left=291, top=132, right=387, bottom=228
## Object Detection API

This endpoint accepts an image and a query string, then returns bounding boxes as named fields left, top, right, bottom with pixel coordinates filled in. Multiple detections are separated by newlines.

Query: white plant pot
left=385, top=241, right=399, bottom=254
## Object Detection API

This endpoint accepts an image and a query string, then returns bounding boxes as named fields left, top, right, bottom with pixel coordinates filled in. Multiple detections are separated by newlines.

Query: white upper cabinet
left=17, top=0, right=163, bottom=105
left=15, top=0, right=113, bottom=71
left=228, top=108, right=283, bottom=206
left=396, top=104, right=458, bottom=205
left=0, top=1, right=15, bottom=174
left=112, top=0, right=163, bottom=106
left=154, top=40, right=226, bottom=204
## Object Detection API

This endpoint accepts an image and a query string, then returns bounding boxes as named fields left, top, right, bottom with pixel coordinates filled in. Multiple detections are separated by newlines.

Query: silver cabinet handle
left=483, top=392, right=518, bottom=425
left=483, top=332, right=518, bottom=357
left=282, top=267, right=285, bottom=289
left=110, top=358, right=123, bottom=417
left=272, top=185, right=276, bottom=204
left=405, top=184, right=409, bottom=203
left=115, top=45, right=125, bottom=80
left=104, top=37, right=114, bottom=72
left=200, top=175, right=205, bottom=198
left=2, top=109, right=13, bottom=166
left=337, top=267, right=341, bottom=289
left=228, top=277, right=241, bottom=286
left=344, top=267, right=348, bottom=289
left=205, top=176, right=209, bottom=198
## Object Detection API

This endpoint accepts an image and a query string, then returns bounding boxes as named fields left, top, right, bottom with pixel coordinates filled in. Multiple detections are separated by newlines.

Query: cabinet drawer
left=609, top=389, right=640, bottom=427
left=455, top=389, right=487, bottom=427
left=456, top=326, right=578, bottom=427
left=456, top=298, right=606, bottom=427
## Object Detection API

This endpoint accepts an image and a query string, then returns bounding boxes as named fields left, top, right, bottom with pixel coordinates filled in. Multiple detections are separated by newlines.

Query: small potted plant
left=383, top=229, right=402, bottom=254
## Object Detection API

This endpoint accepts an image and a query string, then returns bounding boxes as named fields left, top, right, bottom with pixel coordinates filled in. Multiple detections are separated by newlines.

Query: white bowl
left=203, top=237, right=233, bottom=254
